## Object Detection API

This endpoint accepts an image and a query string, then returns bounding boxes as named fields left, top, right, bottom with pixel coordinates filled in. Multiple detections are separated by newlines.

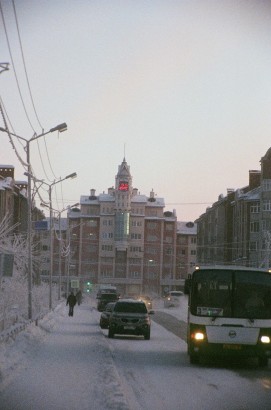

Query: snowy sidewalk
left=0, top=298, right=130, bottom=410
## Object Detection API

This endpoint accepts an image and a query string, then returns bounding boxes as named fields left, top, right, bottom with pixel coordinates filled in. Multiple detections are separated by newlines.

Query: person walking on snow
left=76, top=289, right=82, bottom=305
left=66, top=291, right=77, bottom=316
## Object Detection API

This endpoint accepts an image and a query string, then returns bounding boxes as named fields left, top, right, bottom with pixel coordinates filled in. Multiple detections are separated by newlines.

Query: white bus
left=187, top=265, right=271, bottom=366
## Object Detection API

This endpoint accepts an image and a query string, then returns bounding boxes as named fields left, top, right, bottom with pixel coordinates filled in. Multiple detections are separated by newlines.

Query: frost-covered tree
left=0, top=214, right=57, bottom=329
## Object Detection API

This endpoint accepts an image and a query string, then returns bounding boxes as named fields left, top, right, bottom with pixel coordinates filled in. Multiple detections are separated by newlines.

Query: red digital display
left=119, top=182, right=129, bottom=191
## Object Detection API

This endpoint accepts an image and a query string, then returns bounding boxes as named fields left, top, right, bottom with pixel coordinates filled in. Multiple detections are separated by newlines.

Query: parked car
left=108, top=299, right=154, bottom=340
left=97, top=292, right=119, bottom=312
left=164, top=291, right=184, bottom=308
left=137, top=295, right=153, bottom=310
left=99, top=302, right=116, bottom=329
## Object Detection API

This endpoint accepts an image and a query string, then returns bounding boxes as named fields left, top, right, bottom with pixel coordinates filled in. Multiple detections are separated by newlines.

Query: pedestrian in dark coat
left=76, top=290, right=82, bottom=305
left=66, top=291, right=77, bottom=316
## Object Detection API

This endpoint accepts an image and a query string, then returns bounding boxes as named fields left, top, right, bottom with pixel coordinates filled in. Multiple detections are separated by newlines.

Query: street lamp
left=30, top=172, right=77, bottom=309
left=0, top=123, right=67, bottom=319
left=40, top=202, right=79, bottom=300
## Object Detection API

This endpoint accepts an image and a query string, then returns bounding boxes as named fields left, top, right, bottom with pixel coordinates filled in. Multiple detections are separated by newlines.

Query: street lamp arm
left=50, top=123, right=67, bottom=133
left=65, top=172, right=77, bottom=180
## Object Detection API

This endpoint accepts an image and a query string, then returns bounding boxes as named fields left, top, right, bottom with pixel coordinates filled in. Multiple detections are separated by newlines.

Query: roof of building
left=177, top=221, right=197, bottom=235
left=80, top=193, right=165, bottom=207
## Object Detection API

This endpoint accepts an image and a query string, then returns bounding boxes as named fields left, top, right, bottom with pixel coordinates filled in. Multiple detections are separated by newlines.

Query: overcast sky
left=1, top=0, right=271, bottom=221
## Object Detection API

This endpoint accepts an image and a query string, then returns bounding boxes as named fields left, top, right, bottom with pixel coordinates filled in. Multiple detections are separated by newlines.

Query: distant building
left=176, top=221, right=197, bottom=280
left=66, top=158, right=182, bottom=296
left=33, top=159, right=198, bottom=294
left=196, top=148, right=271, bottom=268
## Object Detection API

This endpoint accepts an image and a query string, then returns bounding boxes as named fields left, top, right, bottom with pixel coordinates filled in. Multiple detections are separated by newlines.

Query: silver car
left=164, top=291, right=183, bottom=308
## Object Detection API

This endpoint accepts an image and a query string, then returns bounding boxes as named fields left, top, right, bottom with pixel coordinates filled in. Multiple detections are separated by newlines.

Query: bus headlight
left=260, top=335, right=271, bottom=344
left=194, top=331, right=205, bottom=341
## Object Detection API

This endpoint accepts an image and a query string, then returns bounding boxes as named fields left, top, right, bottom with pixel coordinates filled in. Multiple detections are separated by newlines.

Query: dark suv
left=108, top=299, right=154, bottom=340
left=97, top=292, right=118, bottom=312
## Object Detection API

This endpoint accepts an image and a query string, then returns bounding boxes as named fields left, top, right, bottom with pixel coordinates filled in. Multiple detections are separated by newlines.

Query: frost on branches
left=0, top=215, right=56, bottom=331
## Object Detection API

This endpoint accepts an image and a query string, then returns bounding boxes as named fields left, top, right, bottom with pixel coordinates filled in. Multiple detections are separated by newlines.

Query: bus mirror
left=184, top=278, right=191, bottom=294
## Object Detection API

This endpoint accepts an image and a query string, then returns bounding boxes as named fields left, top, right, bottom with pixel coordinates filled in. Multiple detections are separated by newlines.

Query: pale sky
left=1, top=0, right=271, bottom=221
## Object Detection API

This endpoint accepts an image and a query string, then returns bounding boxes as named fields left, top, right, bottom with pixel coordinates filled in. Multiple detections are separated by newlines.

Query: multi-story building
left=0, top=165, right=28, bottom=233
left=176, top=221, right=197, bottom=281
left=196, top=148, right=271, bottom=268
left=67, top=157, right=181, bottom=296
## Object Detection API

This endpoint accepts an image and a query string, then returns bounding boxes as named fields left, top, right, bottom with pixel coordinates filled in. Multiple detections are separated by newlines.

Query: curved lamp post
left=29, top=172, right=77, bottom=309
left=40, top=202, right=79, bottom=300
left=0, top=123, right=67, bottom=319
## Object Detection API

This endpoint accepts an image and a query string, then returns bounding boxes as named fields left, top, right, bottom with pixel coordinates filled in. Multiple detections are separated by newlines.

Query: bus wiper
left=245, top=308, right=255, bottom=323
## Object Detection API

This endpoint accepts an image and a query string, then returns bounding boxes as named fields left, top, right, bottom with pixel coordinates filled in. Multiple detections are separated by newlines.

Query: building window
left=130, top=246, right=142, bottom=252
left=130, top=271, right=140, bottom=278
left=147, top=222, right=157, bottom=229
left=165, top=248, right=173, bottom=255
left=191, top=237, right=197, bottom=244
left=129, top=258, right=141, bottom=265
left=165, top=224, right=173, bottom=231
left=101, top=245, right=113, bottom=251
left=191, top=250, right=196, bottom=255
left=250, top=203, right=260, bottom=213
left=250, top=221, right=259, bottom=233
left=262, top=219, right=271, bottom=230
left=249, top=241, right=258, bottom=251
left=115, top=211, right=130, bottom=241
left=147, top=235, right=157, bottom=242
left=131, top=220, right=142, bottom=227
left=131, top=233, right=142, bottom=240
left=263, top=200, right=271, bottom=211
left=263, top=180, right=271, bottom=191
left=86, top=220, right=97, bottom=227
left=101, top=271, right=113, bottom=278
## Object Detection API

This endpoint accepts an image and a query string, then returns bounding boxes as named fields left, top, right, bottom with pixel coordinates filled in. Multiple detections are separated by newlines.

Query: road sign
left=71, top=279, right=79, bottom=289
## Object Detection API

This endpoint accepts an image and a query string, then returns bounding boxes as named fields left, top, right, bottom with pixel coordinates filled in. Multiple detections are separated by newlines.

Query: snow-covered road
left=0, top=296, right=271, bottom=410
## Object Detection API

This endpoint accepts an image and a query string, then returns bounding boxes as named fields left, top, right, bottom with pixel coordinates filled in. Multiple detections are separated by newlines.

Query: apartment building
left=66, top=158, right=182, bottom=297
left=196, top=148, right=271, bottom=268
left=0, top=165, right=28, bottom=233
left=176, top=221, right=197, bottom=281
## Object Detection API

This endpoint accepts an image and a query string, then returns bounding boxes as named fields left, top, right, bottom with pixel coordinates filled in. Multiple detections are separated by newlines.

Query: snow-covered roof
left=0, top=177, right=13, bottom=190
left=0, top=164, right=14, bottom=168
left=177, top=221, right=197, bottom=235
left=80, top=193, right=165, bottom=207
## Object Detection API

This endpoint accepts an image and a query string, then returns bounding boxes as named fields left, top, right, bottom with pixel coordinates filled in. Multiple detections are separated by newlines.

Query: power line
left=0, top=1, right=36, bottom=132
left=12, top=0, right=43, bottom=131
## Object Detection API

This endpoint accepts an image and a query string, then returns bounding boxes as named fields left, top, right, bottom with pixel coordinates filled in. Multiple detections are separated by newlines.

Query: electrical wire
left=12, top=0, right=43, bottom=131
left=1, top=1, right=60, bottom=186
left=0, top=99, right=28, bottom=168
left=0, top=1, right=36, bottom=132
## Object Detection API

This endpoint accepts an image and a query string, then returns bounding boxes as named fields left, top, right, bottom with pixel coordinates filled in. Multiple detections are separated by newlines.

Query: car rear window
left=114, top=302, right=147, bottom=313
left=170, top=292, right=183, bottom=296
left=101, top=294, right=117, bottom=300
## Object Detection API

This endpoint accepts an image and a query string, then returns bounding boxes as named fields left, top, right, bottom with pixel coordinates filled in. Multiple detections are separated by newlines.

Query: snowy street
left=0, top=295, right=271, bottom=410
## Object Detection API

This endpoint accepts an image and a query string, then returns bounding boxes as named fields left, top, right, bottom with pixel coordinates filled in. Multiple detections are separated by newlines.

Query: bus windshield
left=190, top=268, right=271, bottom=319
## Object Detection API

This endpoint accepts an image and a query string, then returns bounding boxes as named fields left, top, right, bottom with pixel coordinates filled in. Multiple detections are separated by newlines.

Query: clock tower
left=114, top=158, right=132, bottom=247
